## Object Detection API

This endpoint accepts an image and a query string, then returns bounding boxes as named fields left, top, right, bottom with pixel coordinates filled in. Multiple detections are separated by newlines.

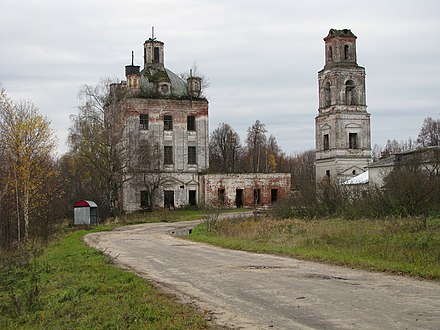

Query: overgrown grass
left=188, top=217, right=440, bottom=279
left=0, top=224, right=221, bottom=329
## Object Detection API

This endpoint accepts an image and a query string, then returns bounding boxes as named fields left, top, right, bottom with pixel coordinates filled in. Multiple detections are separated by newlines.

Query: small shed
left=73, top=200, right=98, bottom=225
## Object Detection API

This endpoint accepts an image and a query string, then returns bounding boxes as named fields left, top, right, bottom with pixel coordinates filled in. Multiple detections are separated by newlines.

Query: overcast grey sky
left=1, top=0, right=439, bottom=155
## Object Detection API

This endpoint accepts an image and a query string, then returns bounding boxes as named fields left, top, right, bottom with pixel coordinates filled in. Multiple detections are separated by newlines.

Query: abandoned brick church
left=110, top=35, right=290, bottom=212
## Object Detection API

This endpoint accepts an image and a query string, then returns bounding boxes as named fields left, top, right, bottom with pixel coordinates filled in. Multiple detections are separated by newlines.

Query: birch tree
left=0, top=88, right=57, bottom=243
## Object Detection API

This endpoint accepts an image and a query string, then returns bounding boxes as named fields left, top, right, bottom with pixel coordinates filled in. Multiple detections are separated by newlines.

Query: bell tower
left=315, top=29, right=372, bottom=183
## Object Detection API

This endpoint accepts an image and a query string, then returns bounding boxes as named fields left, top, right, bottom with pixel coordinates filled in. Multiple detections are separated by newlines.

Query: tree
left=245, top=120, right=267, bottom=172
left=68, top=79, right=130, bottom=217
left=209, top=123, right=242, bottom=173
left=0, top=88, right=58, bottom=244
left=266, top=134, right=280, bottom=172
left=417, top=117, right=440, bottom=147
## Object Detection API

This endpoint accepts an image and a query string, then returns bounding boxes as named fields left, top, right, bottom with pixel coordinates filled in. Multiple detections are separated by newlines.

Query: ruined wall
left=201, top=173, right=291, bottom=208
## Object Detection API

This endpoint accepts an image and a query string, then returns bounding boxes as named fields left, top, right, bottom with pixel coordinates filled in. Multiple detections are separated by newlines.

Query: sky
left=1, top=0, right=439, bottom=156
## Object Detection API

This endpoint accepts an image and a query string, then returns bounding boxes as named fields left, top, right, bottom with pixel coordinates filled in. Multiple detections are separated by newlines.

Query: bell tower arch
left=315, top=29, right=372, bottom=183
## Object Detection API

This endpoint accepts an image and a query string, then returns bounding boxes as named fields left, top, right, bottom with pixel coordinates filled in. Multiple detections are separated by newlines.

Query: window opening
left=188, top=190, right=197, bottom=206
left=140, top=191, right=149, bottom=208
left=164, top=190, right=174, bottom=209
left=326, top=170, right=330, bottom=177
left=253, top=189, right=261, bottom=205
left=345, top=80, right=356, bottom=105
left=140, top=114, right=148, bottom=130
left=344, top=45, right=349, bottom=60
left=187, top=115, right=196, bottom=131
left=164, top=115, right=173, bottom=130
left=153, top=47, right=160, bottom=63
left=349, top=133, right=358, bottom=149
left=188, top=146, right=197, bottom=164
left=323, top=134, right=329, bottom=150
left=271, top=189, right=278, bottom=203
left=235, top=189, right=243, bottom=208
left=164, top=146, right=173, bottom=164
left=324, top=82, right=331, bottom=107
left=218, top=188, right=225, bottom=205
left=328, top=46, right=333, bottom=61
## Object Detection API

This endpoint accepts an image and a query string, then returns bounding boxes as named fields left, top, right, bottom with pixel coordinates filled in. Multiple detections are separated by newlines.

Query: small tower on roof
left=144, top=27, right=165, bottom=69
left=315, top=29, right=372, bottom=183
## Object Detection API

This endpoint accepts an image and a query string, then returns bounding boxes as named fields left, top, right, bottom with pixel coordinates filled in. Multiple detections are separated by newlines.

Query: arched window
left=344, top=45, right=350, bottom=60
left=345, top=80, right=356, bottom=105
left=328, top=46, right=333, bottom=61
left=324, top=82, right=331, bottom=107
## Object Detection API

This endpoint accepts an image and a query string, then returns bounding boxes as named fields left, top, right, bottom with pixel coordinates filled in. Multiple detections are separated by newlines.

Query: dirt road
left=84, top=221, right=440, bottom=329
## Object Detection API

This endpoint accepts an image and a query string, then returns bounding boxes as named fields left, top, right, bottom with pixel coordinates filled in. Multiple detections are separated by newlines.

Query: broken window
left=324, top=82, right=331, bottom=107
left=140, top=114, right=148, bottom=130
left=218, top=188, right=225, bottom=205
left=326, top=170, right=330, bottom=177
left=188, top=146, right=197, bottom=164
left=349, top=133, right=358, bottom=149
left=164, top=115, right=173, bottom=130
left=253, top=189, right=261, bottom=205
left=153, top=47, right=160, bottom=63
left=187, top=115, right=196, bottom=131
left=164, top=146, right=173, bottom=164
left=323, top=134, right=329, bottom=150
left=345, top=80, right=356, bottom=105
left=140, top=191, right=149, bottom=209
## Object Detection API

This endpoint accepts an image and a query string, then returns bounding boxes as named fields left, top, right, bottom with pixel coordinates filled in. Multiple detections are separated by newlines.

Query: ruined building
left=111, top=35, right=291, bottom=212
left=315, top=29, right=372, bottom=183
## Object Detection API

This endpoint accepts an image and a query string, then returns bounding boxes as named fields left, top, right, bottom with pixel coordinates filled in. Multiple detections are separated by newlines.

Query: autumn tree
left=0, top=88, right=59, bottom=245
left=417, top=117, right=440, bottom=147
left=68, top=79, right=130, bottom=217
left=245, top=120, right=267, bottom=172
left=209, top=123, right=242, bottom=173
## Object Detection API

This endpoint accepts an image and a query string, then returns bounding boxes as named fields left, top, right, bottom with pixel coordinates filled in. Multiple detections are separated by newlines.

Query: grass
left=187, top=216, right=440, bottom=280
left=0, top=213, right=233, bottom=329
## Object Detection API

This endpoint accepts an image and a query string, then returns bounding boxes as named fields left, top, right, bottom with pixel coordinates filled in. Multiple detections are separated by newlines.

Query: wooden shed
left=73, top=200, right=98, bottom=225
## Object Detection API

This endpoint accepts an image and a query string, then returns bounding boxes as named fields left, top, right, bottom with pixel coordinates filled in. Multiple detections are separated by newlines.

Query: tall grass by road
left=188, top=216, right=440, bottom=279
left=0, top=224, right=221, bottom=329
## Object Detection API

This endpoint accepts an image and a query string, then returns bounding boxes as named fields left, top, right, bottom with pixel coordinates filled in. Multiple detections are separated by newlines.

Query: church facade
left=315, top=29, right=372, bottom=183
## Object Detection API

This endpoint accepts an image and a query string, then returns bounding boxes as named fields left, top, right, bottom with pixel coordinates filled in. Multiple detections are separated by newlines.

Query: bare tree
left=209, top=123, right=242, bottom=173
left=68, top=79, right=131, bottom=217
left=417, top=117, right=440, bottom=147
left=245, top=120, right=267, bottom=172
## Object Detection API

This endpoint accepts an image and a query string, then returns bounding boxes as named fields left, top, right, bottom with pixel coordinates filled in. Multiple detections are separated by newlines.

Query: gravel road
left=84, top=220, right=440, bottom=329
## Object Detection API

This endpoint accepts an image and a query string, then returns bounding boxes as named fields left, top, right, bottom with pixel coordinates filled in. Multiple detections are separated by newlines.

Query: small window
left=153, top=47, right=160, bottom=63
left=140, top=114, right=148, bottom=130
left=164, top=115, right=173, bottom=130
left=349, top=133, right=358, bottom=149
left=344, top=45, right=349, bottom=60
left=218, top=188, right=225, bottom=204
left=164, top=146, right=173, bottom=164
left=187, top=115, right=196, bottom=131
left=140, top=191, right=149, bottom=208
left=326, top=170, right=330, bottom=177
left=328, top=46, right=333, bottom=61
left=188, top=146, right=197, bottom=164
left=323, top=134, right=329, bottom=150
